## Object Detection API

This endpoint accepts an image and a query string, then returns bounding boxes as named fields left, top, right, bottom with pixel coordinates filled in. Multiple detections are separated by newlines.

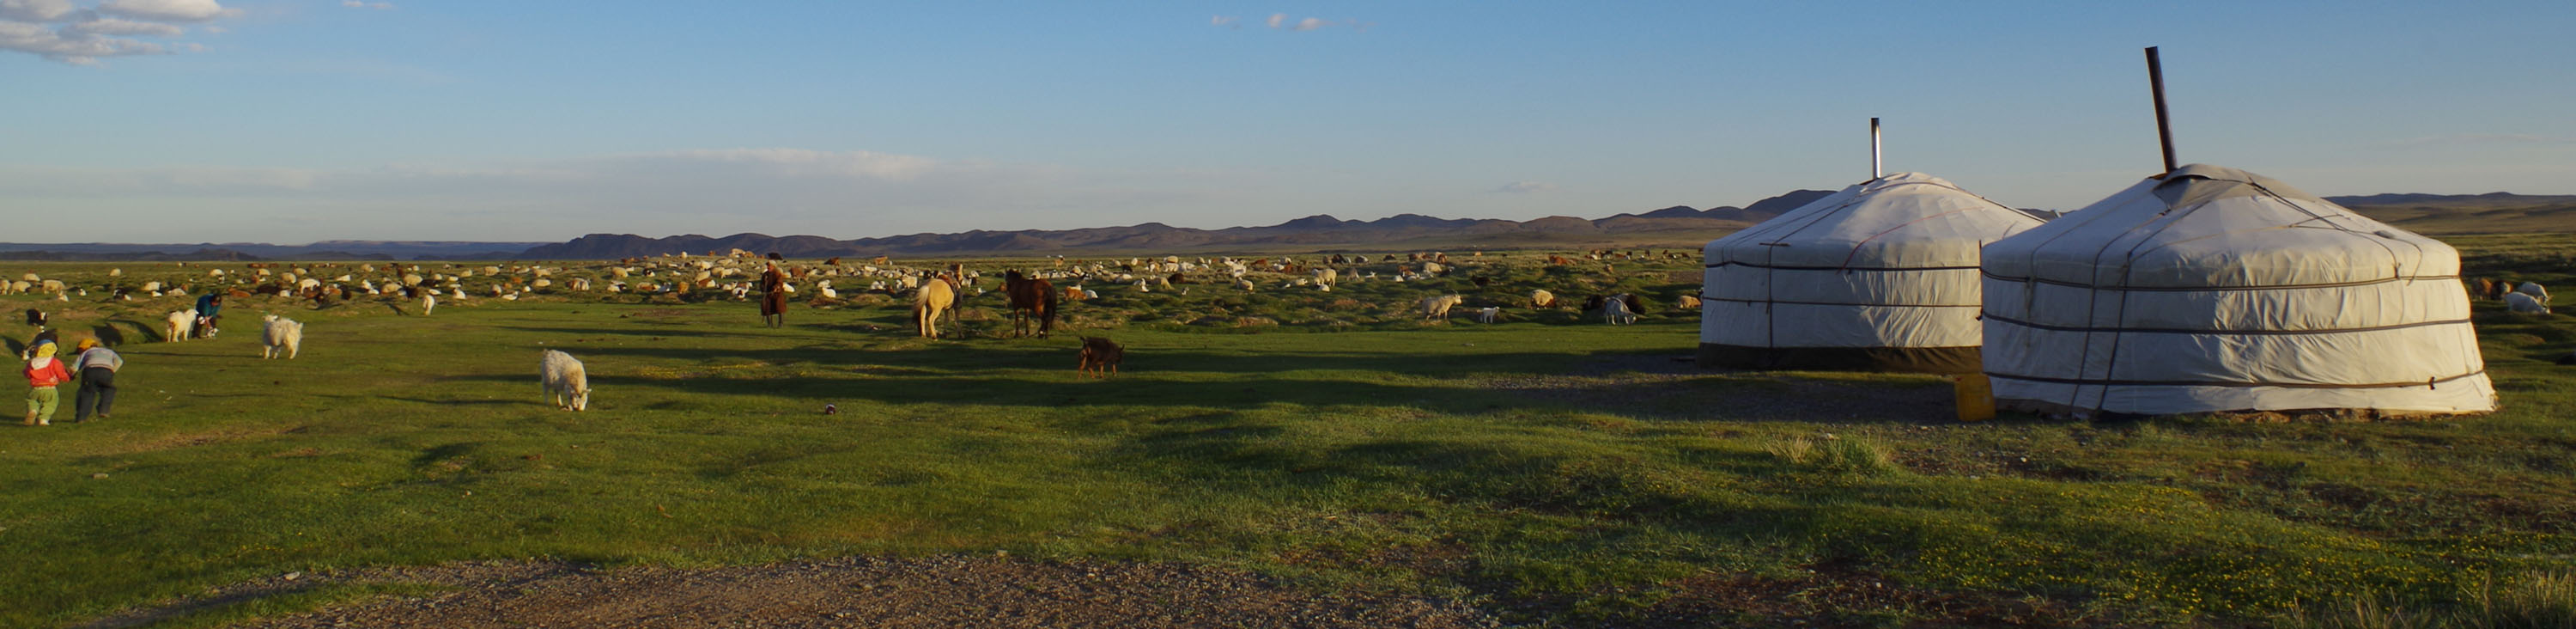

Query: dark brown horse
left=1003, top=270, right=1057, bottom=339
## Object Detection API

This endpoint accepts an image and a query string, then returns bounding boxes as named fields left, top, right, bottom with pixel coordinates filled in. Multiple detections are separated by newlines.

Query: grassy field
left=2, top=242, right=2573, bottom=628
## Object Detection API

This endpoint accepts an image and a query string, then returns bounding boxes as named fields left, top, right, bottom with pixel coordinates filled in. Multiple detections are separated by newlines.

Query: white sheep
left=164, top=310, right=197, bottom=342
left=2506, top=291, right=2551, bottom=314
left=1530, top=289, right=1556, bottom=308
left=2517, top=282, right=2550, bottom=304
left=422, top=293, right=437, bottom=315
left=541, top=349, right=590, bottom=412
left=1474, top=307, right=1501, bottom=323
left=260, top=314, right=304, bottom=359
left=1421, top=295, right=1464, bottom=321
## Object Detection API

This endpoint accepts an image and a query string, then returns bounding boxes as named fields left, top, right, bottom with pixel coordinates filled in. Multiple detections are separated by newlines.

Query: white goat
left=260, top=314, right=303, bottom=358
left=1601, top=294, right=1638, bottom=325
left=1474, top=307, right=1501, bottom=323
left=540, top=349, right=590, bottom=412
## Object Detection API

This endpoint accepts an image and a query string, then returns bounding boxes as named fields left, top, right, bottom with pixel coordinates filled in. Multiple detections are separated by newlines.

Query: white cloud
left=0, top=0, right=76, bottom=21
left=1493, top=181, right=1556, bottom=194
left=61, top=15, right=181, bottom=36
left=96, top=0, right=235, bottom=22
left=0, top=18, right=167, bottom=64
left=1209, top=15, right=1235, bottom=27
left=1, top=0, right=233, bottom=64
left=340, top=1, right=392, bottom=9
left=1245, top=14, right=1361, bottom=33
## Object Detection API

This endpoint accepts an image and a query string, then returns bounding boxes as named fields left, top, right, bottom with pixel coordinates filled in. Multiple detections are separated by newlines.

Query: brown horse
left=914, top=274, right=957, bottom=339
left=1003, top=270, right=1057, bottom=339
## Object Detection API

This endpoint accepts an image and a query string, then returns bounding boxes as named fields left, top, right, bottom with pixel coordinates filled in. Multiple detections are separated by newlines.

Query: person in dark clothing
left=194, top=294, right=224, bottom=338
left=71, top=338, right=120, bottom=422
left=758, top=261, right=788, bottom=328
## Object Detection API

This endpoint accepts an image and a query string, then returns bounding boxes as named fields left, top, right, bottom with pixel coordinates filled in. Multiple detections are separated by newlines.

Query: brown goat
left=1078, top=337, right=1124, bottom=378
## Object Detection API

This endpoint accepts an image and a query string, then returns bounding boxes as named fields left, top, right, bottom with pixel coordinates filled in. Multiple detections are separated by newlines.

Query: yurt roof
left=1983, top=164, right=2459, bottom=290
left=1705, top=172, right=2043, bottom=269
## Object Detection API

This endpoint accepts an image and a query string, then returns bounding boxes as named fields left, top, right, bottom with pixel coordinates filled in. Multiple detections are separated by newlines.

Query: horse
left=1003, top=270, right=1057, bottom=339
left=914, top=275, right=957, bottom=339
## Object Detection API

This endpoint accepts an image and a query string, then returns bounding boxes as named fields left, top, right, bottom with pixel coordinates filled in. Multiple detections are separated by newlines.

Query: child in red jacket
left=23, top=343, right=70, bottom=426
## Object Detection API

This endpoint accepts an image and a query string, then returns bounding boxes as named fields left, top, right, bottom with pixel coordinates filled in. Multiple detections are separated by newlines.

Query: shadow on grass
left=428, top=342, right=1950, bottom=426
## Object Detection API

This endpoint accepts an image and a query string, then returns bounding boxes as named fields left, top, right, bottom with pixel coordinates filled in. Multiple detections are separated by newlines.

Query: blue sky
left=6, top=1, right=2573, bottom=243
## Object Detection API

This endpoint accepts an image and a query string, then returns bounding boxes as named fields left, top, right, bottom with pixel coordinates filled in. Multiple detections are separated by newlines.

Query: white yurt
left=1980, top=164, right=2495, bottom=416
left=1701, top=172, right=2046, bottom=373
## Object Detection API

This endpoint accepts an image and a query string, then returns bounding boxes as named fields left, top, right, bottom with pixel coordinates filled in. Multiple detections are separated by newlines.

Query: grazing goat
left=1078, top=336, right=1124, bottom=379
left=422, top=293, right=436, bottom=315
left=260, top=314, right=304, bottom=359
left=540, top=349, right=590, bottom=412
left=163, top=310, right=197, bottom=342
left=1600, top=294, right=1639, bottom=325
left=1474, top=307, right=1501, bottom=323
left=2507, top=291, right=2551, bottom=315
left=1421, top=295, right=1464, bottom=321
left=24, top=308, right=43, bottom=327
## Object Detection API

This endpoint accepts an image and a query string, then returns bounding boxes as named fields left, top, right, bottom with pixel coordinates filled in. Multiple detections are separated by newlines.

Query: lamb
left=164, top=309, right=197, bottom=342
left=540, top=349, right=590, bottom=412
left=2506, top=291, right=2551, bottom=315
left=260, top=314, right=304, bottom=359
left=2517, top=282, right=2550, bottom=304
left=1421, top=294, right=1465, bottom=321
left=1474, top=307, right=1501, bottom=323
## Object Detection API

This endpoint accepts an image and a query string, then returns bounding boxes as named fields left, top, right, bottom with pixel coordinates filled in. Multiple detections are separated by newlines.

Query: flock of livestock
left=8, top=247, right=1690, bottom=414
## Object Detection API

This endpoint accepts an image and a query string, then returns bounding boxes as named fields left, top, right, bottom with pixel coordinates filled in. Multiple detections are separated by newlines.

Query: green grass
left=0, top=249, right=2572, bottom=628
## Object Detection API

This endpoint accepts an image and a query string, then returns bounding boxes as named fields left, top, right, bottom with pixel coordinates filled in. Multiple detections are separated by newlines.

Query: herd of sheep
left=7, top=248, right=1698, bottom=415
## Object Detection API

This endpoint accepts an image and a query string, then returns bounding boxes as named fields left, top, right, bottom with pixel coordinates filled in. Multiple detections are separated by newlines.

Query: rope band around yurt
left=1985, top=369, right=2486, bottom=390
left=1980, top=313, right=2472, bottom=336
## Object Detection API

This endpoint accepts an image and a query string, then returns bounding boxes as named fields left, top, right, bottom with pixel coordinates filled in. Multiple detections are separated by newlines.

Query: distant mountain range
left=519, top=189, right=1839, bottom=260
left=1, top=191, right=2561, bottom=261
left=2320, top=192, right=2576, bottom=235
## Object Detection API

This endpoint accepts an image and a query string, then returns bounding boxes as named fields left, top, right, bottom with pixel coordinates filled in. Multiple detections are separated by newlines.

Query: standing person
left=758, top=260, right=788, bottom=328
left=194, top=293, right=224, bottom=339
left=70, top=338, right=120, bottom=423
left=22, top=343, right=69, bottom=426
